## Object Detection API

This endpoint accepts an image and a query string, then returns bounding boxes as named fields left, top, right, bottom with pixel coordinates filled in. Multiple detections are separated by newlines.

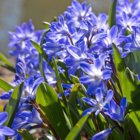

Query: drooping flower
left=91, top=128, right=112, bottom=140
left=105, top=97, right=127, bottom=123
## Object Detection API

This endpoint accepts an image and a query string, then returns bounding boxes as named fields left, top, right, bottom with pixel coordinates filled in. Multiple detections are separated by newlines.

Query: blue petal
left=80, top=62, right=94, bottom=75
left=0, top=92, right=11, bottom=100
left=109, top=113, right=121, bottom=122
left=124, top=43, right=131, bottom=50
left=82, top=97, right=97, bottom=107
left=87, top=80, right=103, bottom=94
left=79, top=75, right=94, bottom=85
left=102, top=70, right=111, bottom=80
left=0, top=112, right=8, bottom=125
left=121, top=51, right=131, bottom=58
left=32, top=77, right=44, bottom=94
left=91, top=129, right=112, bottom=140
left=82, top=107, right=97, bottom=116
left=120, top=97, right=127, bottom=117
left=109, top=25, right=118, bottom=42
left=103, top=89, right=113, bottom=106
left=95, top=88, right=103, bottom=104
left=110, top=99, right=119, bottom=114
left=92, top=33, right=107, bottom=44
left=94, top=58, right=102, bottom=70
left=0, top=134, right=5, bottom=140
left=0, top=126, right=15, bottom=136
left=67, top=46, right=81, bottom=58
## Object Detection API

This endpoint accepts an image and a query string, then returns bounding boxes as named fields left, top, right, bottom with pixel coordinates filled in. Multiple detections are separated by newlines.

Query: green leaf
left=18, top=129, right=35, bottom=140
left=39, top=30, right=50, bottom=81
left=36, top=83, right=69, bottom=139
left=0, top=78, right=14, bottom=92
left=113, top=43, right=140, bottom=138
left=31, top=40, right=48, bottom=63
left=123, top=114, right=130, bottom=140
left=68, top=80, right=95, bottom=137
left=53, top=57, right=73, bottom=127
left=65, top=114, right=90, bottom=140
left=124, top=52, right=136, bottom=74
left=5, top=82, right=24, bottom=127
left=43, top=22, right=50, bottom=29
left=0, top=53, right=13, bottom=66
left=109, top=0, right=117, bottom=28
left=133, top=51, right=140, bottom=75
left=0, top=64, right=16, bottom=73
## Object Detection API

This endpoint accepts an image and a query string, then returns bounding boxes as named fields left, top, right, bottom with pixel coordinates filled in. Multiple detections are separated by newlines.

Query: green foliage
left=109, top=0, right=117, bottom=28
left=18, top=129, right=35, bottom=140
left=65, top=114, right=90, bottom=140
left=113, top=43, right=140, bottom=138
left=0, top=78, right=14, bottom=92
left=36, top=83, right=69, bottom=139
left=4, top=82, right=24, bottom=128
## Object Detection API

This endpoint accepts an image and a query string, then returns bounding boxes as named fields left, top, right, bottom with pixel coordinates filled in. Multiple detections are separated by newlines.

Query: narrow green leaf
left=5, top=82, right=24, bottom=127
left=0, top=53, right=13, bottom=66
left=39, top=30, right=50, bottom=81
left=109, top=0, right=117, bottom=28
left=124, top=52, right=136, bottom=74
left=43, top=22, right=50, bottom=29
left=123, top=114, right=130, bottom=140
left=18, top=129, right=35, bottom=140
left=0, top=78, right=14, bottom=92
left=53, top=57, right=73, bottom=127
left=36, top=83, right=69, bottom=139
left=68, top=81, right=95, bottom=137
left=0, top=64, right=16, bottom=73
left=65, top=114, right=90, bottom=140
left=31, top=40, right=48, bottom=63
left=133, top=51, right=140, bottom=75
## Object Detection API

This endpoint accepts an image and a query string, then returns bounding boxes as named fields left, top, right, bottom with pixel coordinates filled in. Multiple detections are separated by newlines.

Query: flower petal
left=0, top=112, right=8, bottom=125
left=91, top=129, right=112, bottom=140
left=82, top=97, right=97, bottom=107
left=82, top=107, right=97, bottom=116
left=95, top=88, right=103, bottom=104
left=102, top=70, right=111, bottom=80
left=103, top=89, right=113, bottom=106
left=0, top=126, right=15, bottom=136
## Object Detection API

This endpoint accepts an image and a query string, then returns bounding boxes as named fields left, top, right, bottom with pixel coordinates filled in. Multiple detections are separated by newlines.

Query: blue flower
left=82, top=88, right=113, bottom=116
left=64, top=0, right=93, bottom=28
left=91, top=13, right=109, bottom=32
left=46, top=15, right=77, bottom=45
left=66, top=42, right=89, bottom=76
left=117, top=11, right=140, bottom=31
left=43, top=61, right=57, bottom=86
left=43, top=42, right=67, bottom=61
left=91, top=128, right=112, bottom=140
left=0, top=112, right=15, bottom=139
left=122, top=27, right=140, bottom=57
left=79, top=58, right=111, bottom=94
left=91, top=25, right=125, bottom=54
left=8, top=20, right=42, bottom=48
left=23, top=76, right=44, bottom=101
left=79, top=20, right=107, bottom=48
left=105, top=97, right=127, bottom=123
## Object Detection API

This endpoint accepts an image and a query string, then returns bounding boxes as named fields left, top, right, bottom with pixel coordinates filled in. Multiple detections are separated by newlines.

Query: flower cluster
left=1, top=0, right=140, bottom=139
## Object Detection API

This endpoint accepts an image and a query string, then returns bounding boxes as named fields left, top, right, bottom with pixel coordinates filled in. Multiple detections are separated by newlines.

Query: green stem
left=31, top=100, right=62, bottom=140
